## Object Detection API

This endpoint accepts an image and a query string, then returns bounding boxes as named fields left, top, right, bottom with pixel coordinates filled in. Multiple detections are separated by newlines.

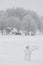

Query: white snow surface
left=0, top=35, right=43, bottom=65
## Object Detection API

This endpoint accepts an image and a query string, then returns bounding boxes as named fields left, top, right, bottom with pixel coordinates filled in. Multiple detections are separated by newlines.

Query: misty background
left=0, top=0, right=43, bottom=35
left=0, top=0, right=43, bottom=16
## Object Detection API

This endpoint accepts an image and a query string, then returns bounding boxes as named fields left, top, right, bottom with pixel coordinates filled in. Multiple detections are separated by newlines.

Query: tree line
left=0, top=8, right=43, bottom=35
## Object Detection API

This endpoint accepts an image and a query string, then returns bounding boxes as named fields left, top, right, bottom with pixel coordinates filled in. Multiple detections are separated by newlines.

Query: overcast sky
left=0, top=0, right=43, bottom=16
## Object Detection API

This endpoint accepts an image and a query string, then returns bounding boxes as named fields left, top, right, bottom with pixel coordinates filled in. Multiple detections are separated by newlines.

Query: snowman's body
left=24, top=46, right=38, bottom=61
left=24, top=46, right=31, bottom=61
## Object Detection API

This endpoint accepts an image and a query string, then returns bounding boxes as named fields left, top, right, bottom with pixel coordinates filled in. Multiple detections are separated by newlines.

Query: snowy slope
left=0, top=35, right=43, bottom=65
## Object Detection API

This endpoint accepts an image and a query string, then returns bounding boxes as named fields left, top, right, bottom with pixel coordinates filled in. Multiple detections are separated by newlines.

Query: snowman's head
left=26, top=46, right=29, bottom=49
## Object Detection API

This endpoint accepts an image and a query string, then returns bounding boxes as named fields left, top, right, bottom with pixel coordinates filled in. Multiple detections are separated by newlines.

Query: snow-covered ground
left=0, top=35, right=43, bottom=65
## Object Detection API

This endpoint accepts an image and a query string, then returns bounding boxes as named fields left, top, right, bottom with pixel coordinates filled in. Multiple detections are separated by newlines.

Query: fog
left=0, top=0, right=43, bottom=16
